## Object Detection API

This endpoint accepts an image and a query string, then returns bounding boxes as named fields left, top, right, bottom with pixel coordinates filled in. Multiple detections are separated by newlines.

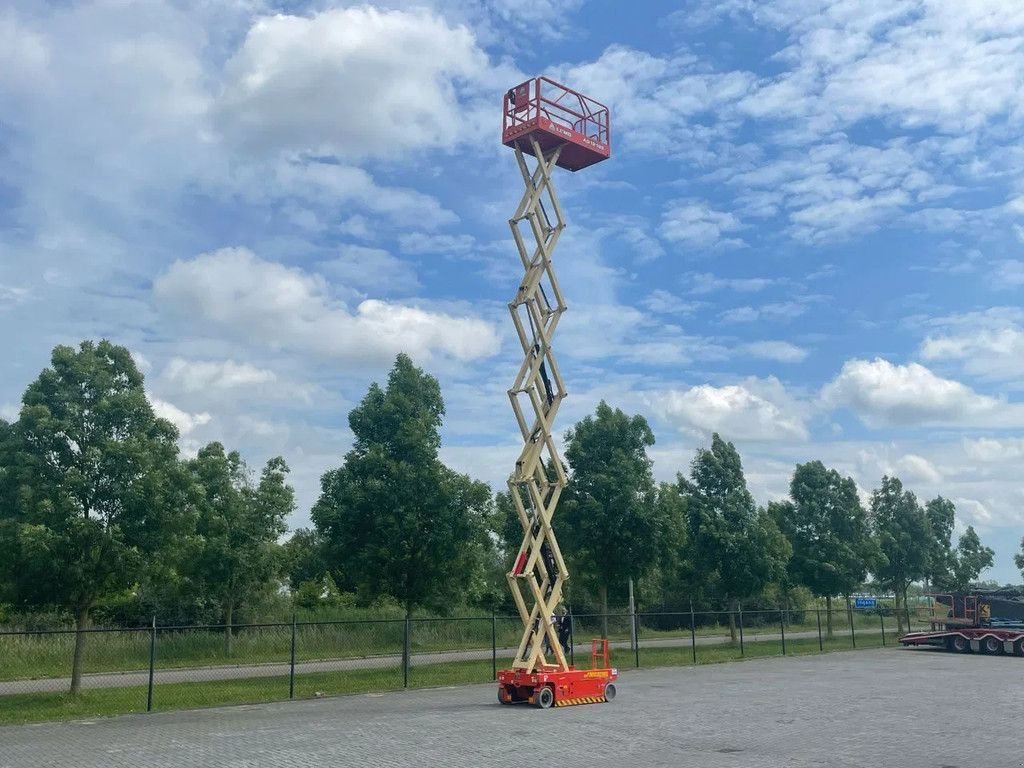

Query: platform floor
left=1, top=648, right=1017, bottom=767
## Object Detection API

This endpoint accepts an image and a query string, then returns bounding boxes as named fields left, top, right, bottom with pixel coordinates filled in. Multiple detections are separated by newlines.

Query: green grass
left=0, top=633, right=896, bottom=726
left=1, top=610, right=920, bottom=684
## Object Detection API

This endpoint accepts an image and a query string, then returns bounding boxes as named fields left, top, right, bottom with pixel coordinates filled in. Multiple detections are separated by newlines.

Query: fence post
left=569, top=612, right=575, bottom=667
left=816, top=609, right=823, bottom=652
left=779, top=609, right=786, bottom=655
left=880, top=611, right=886, bottom=647
left=491, top=611, right=497, bottom=681
left=289, top=613, right=297, bottom=699
left=847, top=597, right=856, bottom=649
left=403, top=617, right=410, bottom=689
left=147, top=615, right=156, bottom=712
left=738, top=604, right=745, bottom=657
left=905, top=607, right=911, bottom=635
left=689, top=602, right=697, bottom=664
left=634, top=613, right=640, bottom=668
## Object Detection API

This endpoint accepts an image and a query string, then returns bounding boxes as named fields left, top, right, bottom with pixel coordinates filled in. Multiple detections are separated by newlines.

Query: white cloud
left=560, top=44, right=755, bottom=158
left=246, top=158, right=458, bottom=230
left=990, top=261, right=1024, bottom=288
left=150, top=396, right=211, bottom=436
left=215, top=7, right=496, bottom=159
left=0, top=284, right=31, bottom=305
left=0, top=403, right=18, bottom=422
left=895, top=453, right=943, bottom=484
left=651, top=378, right=808, bottom=441
left=742, top=341, right=809, bottom=363
left=821, top=358, right=1024, bottom=428
left=963, top=437, right=1024, bottom=462
left=153, top=247, right=500, bottom=364
left=163, top=358, right=277, bottom=393
left=398, top=233, right=475, bottom=255
left=690, top=272, right=777, bottom=294
left=641, top=290, right=702, bottom=316
left=320, top=245, right=420, bottom=295
left=660, top=201, right=743, bottom=248
left=919, top=308, right=1024, bottom=380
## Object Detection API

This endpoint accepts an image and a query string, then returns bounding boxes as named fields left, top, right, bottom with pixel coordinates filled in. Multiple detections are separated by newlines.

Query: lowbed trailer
left=901, top=589, right=1024, bottom=655
left=901, top=627, right=1024, bottom=655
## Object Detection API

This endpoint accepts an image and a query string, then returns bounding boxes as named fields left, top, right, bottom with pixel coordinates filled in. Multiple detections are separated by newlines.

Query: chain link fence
left=0, top=605, right=922, bottom=722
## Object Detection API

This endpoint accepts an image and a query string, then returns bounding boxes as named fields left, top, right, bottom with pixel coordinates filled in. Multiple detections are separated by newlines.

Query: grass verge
left=0, top=636, right=893, bottom=726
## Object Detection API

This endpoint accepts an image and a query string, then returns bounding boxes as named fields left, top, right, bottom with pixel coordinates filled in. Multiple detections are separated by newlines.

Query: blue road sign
left=854, top=597, right=877, bottom=609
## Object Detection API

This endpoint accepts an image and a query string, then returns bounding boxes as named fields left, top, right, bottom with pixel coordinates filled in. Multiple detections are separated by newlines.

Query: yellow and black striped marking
left=554, top=696, right=607, bottom=707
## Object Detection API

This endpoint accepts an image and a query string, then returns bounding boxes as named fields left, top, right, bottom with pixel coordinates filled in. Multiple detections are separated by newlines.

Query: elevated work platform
left=502, top=77, right=610, bottom=172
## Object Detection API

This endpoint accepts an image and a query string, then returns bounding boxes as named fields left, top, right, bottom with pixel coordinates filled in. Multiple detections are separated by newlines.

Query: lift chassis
left=497, top=78, right=614, bottom=709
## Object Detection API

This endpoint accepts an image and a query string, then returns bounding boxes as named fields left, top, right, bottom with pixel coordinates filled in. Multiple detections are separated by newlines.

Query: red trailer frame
left=900, top=592, right=1024, bottom=655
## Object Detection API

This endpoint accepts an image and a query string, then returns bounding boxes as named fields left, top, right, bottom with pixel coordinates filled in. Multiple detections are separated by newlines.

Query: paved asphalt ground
left=2, top=647, right=1019, bottom=767
left=1, top=628, right=883, bottom=695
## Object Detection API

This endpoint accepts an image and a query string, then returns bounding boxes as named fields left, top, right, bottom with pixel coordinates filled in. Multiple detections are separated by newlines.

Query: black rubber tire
left=981, top=636, right=1003, bottom=655
left=535, top=686, right=554, bottom=709
left=603, top=682, right=617, bottom=702
left=498, top=687, right=511, bottom=705
left=1014, top=639, right=1024, bottom=657
left=948, top=635, right=970, bottom=653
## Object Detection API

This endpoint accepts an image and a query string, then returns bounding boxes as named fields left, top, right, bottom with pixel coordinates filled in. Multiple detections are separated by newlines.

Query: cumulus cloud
left=742, top=341, right=809, bottom=363
left=919, top=308, right=1024, bottom=380
left=215, top=7, right=496, bottom=158
left=320, top=245, right=421, bottom=295
left=153, top=248, right=500, bottom=364
left=660, top=201, right=743, bottom=248
left=163, top=358, right=277, bottom=393
left=963, top=437, right=1024, bottom=462
left=821, top=358, right=1024, bottom=428
left=895, top=453, right=943, bottom=484
left=150, top=396, right=211, bottom=436
left=651, top=378, right=808, bottom=441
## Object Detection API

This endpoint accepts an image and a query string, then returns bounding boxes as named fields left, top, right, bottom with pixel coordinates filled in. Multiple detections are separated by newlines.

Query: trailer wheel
left=535, top=686, right=554, bottom=709
left=947, top=635, right=970, bottom=653
left=981, top=636, right=1003, bottom=655
left=603, top=682, right=616, bottom=702
left=1014, top=639, right=1024, bottom=657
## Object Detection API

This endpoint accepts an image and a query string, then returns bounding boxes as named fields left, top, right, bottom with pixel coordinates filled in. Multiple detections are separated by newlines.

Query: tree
left=185, top=443, right=293, bottom=655
left=771, top=461, right=875, bottom=637
left=871, top=476, right=931, bottom=634
left=679, top=434, right=790, bottom=641
left=0, top=341, right=188, bottom=693
left=1015, top=538, right=1024, bottom=583
left=924, top=496, right=957, bottom=591
left=312, top=354, right=491, bottom=615
left=559, top=402, right=661, bottom=636
left=283, top=528, right=329, bottom=591
left=951, top=526, right=994, bottom=590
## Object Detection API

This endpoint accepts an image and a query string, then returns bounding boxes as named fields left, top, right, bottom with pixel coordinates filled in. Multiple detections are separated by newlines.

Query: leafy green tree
left=679, top=434, right=790, bottom=641
left=771, top=461, right=875, bottom=637
left=0, top=341, right=188, bottom=693
left=283, top=528, right=329, bottom=591
left=312, top=354, right=491, bottom=616
left=1014, top=538, right=1024, bottom=583
left=871, top=476, right=931, bottom=634
left=559, top=402, right=661, bottom=636
left=924, top=496, right=957, bottom=590
left=185, top=443, right=293, bottom=655
left=951, top=526, right=994, bottom=590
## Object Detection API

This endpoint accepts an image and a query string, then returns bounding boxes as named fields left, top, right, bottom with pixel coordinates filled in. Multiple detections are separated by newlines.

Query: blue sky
left=3, top=0, right=1024, bottom=581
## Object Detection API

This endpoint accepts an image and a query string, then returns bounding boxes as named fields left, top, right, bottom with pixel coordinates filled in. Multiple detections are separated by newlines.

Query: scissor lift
left=496, top=78, right=616, bottom=709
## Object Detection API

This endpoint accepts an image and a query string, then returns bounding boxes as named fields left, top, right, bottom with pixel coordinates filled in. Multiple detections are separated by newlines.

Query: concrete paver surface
left=1, top=648, right=1014, bottom=768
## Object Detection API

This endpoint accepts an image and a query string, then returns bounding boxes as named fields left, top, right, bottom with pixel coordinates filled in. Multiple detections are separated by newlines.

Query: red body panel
left=497, top=666, right=617, bottom=706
